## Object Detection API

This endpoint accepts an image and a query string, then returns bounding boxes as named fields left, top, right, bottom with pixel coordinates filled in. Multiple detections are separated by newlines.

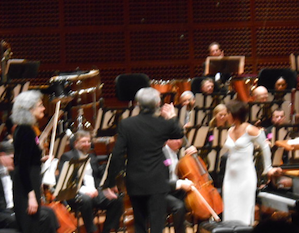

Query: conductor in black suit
left=102, top=87, right=185, bottom=233
left=57, top=130, right=123, bottom=233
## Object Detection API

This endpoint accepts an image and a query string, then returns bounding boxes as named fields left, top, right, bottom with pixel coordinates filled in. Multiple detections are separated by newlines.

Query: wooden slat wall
left=1, top=0, right=299, bottom=99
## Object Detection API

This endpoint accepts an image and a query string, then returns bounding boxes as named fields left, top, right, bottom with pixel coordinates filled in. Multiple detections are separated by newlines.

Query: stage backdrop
left=1, top=0, right=299, bottom=99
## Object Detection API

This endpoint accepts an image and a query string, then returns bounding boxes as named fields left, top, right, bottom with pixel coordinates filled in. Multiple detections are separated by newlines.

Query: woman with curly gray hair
left=11, top=90, right=59, bottom=233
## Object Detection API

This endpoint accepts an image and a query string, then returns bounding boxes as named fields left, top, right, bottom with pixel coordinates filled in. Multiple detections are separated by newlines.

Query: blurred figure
left=264, top=109, right=289, bottom=164
left=223, top=100, right=282, bottom=225
left=201, top=78, right=215, bottom=95
left=275, top=76, right=287, bottom=91
left=103, top=87, right=184, bottom=233
left=251, top=86, right=272, bottom=128
left=0, top=141, right=17, bottom=231
left=252, top=86, right=269, bottom=102
left=274, top=76, right=288, bottom=101
left=208, top=42, right=224, bottom=57
left=204, top=104, right=229, bottom=188
left=11, top=90, right=59, bottom=233
left=179, top=91, right=195, bottom=112
left=163, top=138, right=195, bottom=233
left=57, top=130, right=123, bottom=233
left=179, top=91, right=195, bottom=127
left=209, top=104, right=229, bottom=128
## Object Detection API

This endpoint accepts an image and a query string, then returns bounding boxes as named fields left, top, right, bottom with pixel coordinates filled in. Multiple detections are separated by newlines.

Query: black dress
left=13, top=125, right=58, bottom=233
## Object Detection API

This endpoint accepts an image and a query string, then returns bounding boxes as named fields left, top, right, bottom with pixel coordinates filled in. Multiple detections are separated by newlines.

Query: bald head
left=252, top=86, right=269, bottom=102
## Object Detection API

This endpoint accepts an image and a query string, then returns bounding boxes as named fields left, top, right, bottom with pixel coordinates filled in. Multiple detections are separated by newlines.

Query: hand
left=268, top=167, right=283, bottom=178
left=180, top=179, right=194, bottom=192
left=85, top=189, right=98, bottom=198
left=40, top=155, right=49, bottom=163
left=103, top=187, right=118, bottom=200
left=185, top=146, right=197, bottom=156
left=161, top=103, right=176, bottom=119
left=28, top=191, right=38, bottom=215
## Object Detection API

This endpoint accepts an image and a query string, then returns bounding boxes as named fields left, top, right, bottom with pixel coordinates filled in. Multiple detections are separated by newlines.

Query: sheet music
left=53, top=157, right=90, bottom=201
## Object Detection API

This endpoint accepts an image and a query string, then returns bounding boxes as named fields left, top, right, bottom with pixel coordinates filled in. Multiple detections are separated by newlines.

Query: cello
left=177, top=152, right=223, bottom=221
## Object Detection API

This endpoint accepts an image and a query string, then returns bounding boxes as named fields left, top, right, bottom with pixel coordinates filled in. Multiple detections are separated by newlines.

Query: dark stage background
left=1, top=0, right=299, bottom=99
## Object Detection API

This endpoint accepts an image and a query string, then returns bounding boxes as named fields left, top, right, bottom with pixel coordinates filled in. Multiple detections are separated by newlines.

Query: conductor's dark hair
left=226, top=99, right=248, bottom=123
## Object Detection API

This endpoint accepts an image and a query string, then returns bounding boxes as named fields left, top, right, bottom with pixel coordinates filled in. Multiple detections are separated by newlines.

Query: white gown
left=223, top=125, right=272, bottom=225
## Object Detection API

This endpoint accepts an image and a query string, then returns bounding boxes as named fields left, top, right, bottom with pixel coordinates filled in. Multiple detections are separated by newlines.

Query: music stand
left=5, top=59, right=40, bottom=83
left=53, top=157, right=90, bottom=201
left=204, top=56, right=245, bottom=76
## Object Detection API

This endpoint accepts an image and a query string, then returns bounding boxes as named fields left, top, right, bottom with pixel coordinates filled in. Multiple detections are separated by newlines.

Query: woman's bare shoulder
left=246, top=123, right=260, bottom=136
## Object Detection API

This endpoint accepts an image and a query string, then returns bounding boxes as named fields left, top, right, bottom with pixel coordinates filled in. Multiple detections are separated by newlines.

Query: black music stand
left=53, top=157, right=90, bottom=201
left=204, top=56, right=245, bottom=76
left=5, top=59, right=40, bottom=83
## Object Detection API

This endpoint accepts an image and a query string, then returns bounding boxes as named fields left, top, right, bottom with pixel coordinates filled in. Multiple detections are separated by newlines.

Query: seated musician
left=264, top=109, right=290, bottom=165
left=57, top=130, right=123, bottom=233
left=201, top=78, right=215, bottom=95
left=200, top=104, right=229, bottom=182
left=251, top=86, right=272, bottom=128
left=179, top=91, right=196, bottom=128
left=163, top=138, right=195, bottom=233
left=0, top=141, right=18, bottom=231
left=274, top=76, right=288, bottom=101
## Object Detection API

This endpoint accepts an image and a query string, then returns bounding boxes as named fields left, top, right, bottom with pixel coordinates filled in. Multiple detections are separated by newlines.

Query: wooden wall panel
left=0, top=0, right=59, bottom=28
left=130, top=30, right=189, bottom=61
left=256, top=26, right=299, bottom=56
left=255, top=0, right=299, bottom=21
left=65, top=32, right=126, bottom=63
left=1, top=0, right=299, bottom=100
left=64, top=0, right=124, bottom=26
left=128, top=0, right=188, bottom=24
left=193, top=0, right=251, bottom=23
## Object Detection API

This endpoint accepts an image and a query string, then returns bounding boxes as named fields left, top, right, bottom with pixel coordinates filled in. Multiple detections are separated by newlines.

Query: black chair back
left=115, top=73, right=150, bottom=101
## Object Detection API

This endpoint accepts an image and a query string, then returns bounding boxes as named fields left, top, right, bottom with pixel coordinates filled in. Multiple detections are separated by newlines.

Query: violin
left=177, top=153, right=223, bottom=221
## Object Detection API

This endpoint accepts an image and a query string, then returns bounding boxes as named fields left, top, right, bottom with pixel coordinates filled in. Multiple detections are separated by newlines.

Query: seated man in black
left=57, top=130, right=123, bottom=233
left=0, top=141, right=17, bottom=231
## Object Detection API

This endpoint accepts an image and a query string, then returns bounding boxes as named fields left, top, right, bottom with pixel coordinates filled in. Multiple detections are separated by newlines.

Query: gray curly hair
left=11, top=90, right=43, bottom=125
left=135, top=87, right=161, bottom=113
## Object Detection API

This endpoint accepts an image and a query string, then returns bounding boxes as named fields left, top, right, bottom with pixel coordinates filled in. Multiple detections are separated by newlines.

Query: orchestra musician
left=223, top=99, right=282, bottom=225
left=208, top=42, right=224, bottom=57
left=11, top=90, right=59, bottom=233
left=102, top=87, right=184, bottom=233
left=251, top=86, right=272, bottom=128
left=179, top=91, right=196, bottom=128
left=0, top=141, right=17, bottom=231
left=57, top=130, right=123, bottom=233
left=163, top=138, right=195, bottom=233
left=264, top=108, right=290, bottom=165
left=201, top=78, right=215, bottom=95
left=205, top=104, right=230, bottom=187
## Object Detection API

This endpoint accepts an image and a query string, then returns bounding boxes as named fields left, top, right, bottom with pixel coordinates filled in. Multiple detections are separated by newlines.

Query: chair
left=257, top=68, right=297, bottom=91
left=115, top=73, right=150, bottom=104
left=290, top=53, right=299, bottom=72
left=191, top=77, right=205, bottom=95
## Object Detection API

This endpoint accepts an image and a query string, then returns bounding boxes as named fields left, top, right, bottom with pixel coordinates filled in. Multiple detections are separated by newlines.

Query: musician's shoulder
left=247, top=123, right=260, bottom=136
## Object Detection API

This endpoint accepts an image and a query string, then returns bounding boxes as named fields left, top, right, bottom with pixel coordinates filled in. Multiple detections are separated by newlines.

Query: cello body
left=177, top=154, right=223, bottom=220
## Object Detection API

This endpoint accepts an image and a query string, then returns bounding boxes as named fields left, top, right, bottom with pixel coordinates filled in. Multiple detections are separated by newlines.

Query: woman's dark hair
left=226, top=99, right=248, bottom=123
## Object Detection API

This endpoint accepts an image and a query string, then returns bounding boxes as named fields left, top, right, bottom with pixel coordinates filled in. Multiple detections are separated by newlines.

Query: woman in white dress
left=223, top=100, right=282, bottom=225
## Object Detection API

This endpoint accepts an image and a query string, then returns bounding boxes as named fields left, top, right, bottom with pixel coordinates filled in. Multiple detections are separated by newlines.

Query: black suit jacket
left=103, top=112, right=184, bottom=196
